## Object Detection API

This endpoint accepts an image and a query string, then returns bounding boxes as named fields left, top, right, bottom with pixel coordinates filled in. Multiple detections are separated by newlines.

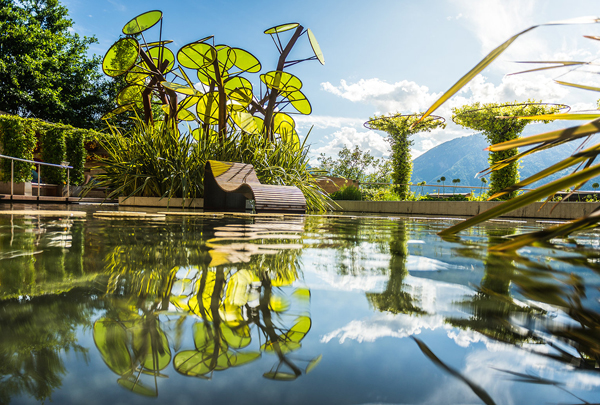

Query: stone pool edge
left=331, top=200, right=600, bottom=220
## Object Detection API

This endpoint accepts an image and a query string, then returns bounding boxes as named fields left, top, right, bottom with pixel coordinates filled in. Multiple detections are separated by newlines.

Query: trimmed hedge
left=0, top=116, right=101, bottom=185
left=0, top=115, right=36, bottom=182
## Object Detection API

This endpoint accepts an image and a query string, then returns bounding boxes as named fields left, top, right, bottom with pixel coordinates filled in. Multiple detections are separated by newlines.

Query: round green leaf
left=146, top=46, right=175, bottom=73
left=102, top=38, right=140, bottom=77
left=178, top=42, right=216, bottom=69
left=232, top=351, right=261, bottom=367
left=264, top=22, right=299, bottom=35
left=125, top=65, right=149, bottom=85
left=228, top=87, right=253, bottom=108
left=143, top=40, right=173, bottom=47
left=231, top=48, right=261, bottom=73
left=132, top=321, right=172, bottom=371
left=263, top=371, right=298, bottom=381
left=116, top=85, right=144, bottom=107
left=253, top=117, right=265, bottom=134
left=93, top=318, right=132, bottom=376
left=224, top=76, right=253, bottom=94
left=231, top=110, right=258, bottom=134
left=122, top=10, right=162, bottom=35
left=101, top=104, right=134, bottom=120
left=161, top=104, right=195, bottom=121
left=117, top=375, right=157, bottom=397
left=160, top=81, right=198, bottom=96
left=197, top=64, right=227, bottom=86
left=196, top=92, right=220, bottom=125
left=173, top=350, right=213, bottom=377
left=216, top=45, right=236, bottom=72
left=307, top=28, right=325, bottom=65
left=274, top=112, right=295, bottom=133
left=306, top=354, right=323, bottom=374
left=281, top=89, right=312, bottom=115
left=179, top=96, right=200, bottom=110
left=261, top=71, right=303, bottom=91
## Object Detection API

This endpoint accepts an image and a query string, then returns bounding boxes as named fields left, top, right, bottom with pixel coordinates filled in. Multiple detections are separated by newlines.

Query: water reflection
left=93, top=218, right=320, bottom=395
left=367, top=221, right=426, bottom=316
left=1, top=213, right=599, bottom=403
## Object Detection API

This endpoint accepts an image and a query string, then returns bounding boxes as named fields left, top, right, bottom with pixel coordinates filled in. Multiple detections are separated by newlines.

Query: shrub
left=330, top=185, right=362, bottom=200
left=361, top=187, right=400, bottom=201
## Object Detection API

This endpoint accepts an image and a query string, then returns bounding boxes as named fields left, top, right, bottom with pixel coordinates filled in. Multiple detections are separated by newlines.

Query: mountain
left=411, top=122, right=600, bottom=189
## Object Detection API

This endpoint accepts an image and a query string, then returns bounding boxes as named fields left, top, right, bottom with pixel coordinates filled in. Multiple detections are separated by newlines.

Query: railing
left=360, top=182, right=490, bottom=197
left=0, top=154, right=73, bottom=198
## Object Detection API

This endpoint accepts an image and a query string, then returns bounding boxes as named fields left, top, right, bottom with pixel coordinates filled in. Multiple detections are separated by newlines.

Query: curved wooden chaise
left=204, top=160, right=306, bottom=213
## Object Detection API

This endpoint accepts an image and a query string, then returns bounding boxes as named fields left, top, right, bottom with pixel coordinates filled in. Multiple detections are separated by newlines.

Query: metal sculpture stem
left=263, top=25, right=304, bottom=141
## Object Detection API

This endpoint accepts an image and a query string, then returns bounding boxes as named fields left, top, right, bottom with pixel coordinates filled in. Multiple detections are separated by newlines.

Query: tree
left=0, top=0, right=115, bottom=129
left=452, top=101, right=558, bottom=200
left=365, top=114, right=445, bottom=199
left=452, top=178, right=460, bottom=194
left=317, top=145, right=391, bottom=183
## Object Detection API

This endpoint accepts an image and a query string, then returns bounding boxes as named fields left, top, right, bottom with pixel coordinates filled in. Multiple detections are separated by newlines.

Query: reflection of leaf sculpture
left=93, top=318, right=132, bottom=375
left=102, top=9, right=324, bottom=144
left=92, top=306, right=171, bottom=397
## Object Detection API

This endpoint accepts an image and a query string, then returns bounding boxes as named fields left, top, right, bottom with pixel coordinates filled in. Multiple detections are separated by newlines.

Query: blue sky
left=64, top=0, right=600, bottom=162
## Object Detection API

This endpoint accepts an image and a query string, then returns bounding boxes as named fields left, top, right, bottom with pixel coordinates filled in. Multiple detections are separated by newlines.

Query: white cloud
left=321, top=79, right=440, bottom=114
left=447, top=13, right=463, bottom=21
left=320, top=73, right=598, bottom=158
left=294, top=115, right=365, bottom=130
left=310, top=126, right=390, bottom=161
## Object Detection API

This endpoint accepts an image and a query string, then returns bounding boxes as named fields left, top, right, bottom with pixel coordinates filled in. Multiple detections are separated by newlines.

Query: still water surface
left=1, top=208, right=599, bottom=404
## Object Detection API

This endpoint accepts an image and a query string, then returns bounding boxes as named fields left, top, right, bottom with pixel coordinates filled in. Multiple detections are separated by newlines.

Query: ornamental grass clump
left=90, top=119, right=330, bottom=211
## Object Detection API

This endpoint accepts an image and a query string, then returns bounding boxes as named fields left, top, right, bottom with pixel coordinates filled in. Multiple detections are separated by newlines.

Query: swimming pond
left=0, top=208, right=599, bottom=404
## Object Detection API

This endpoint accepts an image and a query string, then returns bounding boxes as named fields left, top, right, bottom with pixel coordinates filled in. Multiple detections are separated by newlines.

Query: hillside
left=411, top=123, right=600, bottom=189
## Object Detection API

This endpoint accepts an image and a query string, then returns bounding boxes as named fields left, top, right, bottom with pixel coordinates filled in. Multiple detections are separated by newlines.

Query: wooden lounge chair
left=204, top=160, right=306, bottom=213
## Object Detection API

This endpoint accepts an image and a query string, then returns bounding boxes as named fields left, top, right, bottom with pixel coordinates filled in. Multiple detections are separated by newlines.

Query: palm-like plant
left=414, top=16, right=600, bottom=250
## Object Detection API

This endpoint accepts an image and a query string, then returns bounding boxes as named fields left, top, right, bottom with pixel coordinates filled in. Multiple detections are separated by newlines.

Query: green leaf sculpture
left=102, top=10, right=324, bottom=148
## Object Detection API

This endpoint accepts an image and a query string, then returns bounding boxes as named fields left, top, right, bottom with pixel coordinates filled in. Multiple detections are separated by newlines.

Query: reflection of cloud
left=321, top=313, right=445, bottom=343
left=407, top=256, right=469, bottom=271
left=319, top=276, right=476, bottom=344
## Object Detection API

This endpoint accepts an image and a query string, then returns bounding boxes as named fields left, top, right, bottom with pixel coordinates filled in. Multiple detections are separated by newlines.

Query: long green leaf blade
left=487, top=119, right=600, bottom=151
left=439, top=162, right=600, bottom=235
left=490, top=208, right=600, bottom=251
left=415, top=16, right=600, bottom=126
left=512, top=113, right=600, bottom=121
left=555, top=80, right=600, bottom=92
left=488, top=144, right=600, bottom=199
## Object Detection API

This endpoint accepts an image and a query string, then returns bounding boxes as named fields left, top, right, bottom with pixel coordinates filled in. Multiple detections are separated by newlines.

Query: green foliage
left=65, top=129, right=86, bottom=185
left=361, top=187, right=401, bottom=201
left=317, top=145, right=391, bottom=183
left=0, top=0, right=115, bottom=129
left=91, top=119, right=330, bottom=211
left=0, top=115, right=36, bottom=182
left=452, top=101, right=557, bottom=200
left=40, top=125, right=67, bottom=184
left=329, top=185, right=362, bottom=201
left=367, top=114, right=445, bottom=199
left=0, top=115, right=99, bottom=185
